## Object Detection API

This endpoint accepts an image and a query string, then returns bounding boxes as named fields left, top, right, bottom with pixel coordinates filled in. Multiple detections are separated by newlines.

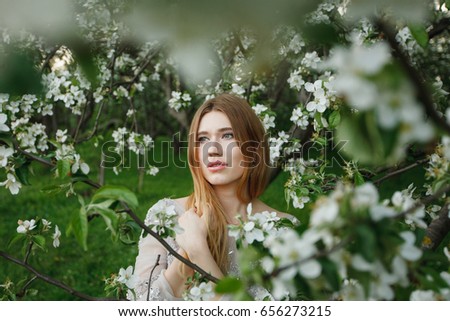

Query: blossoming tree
left=1, top=0, right=450, bottom=300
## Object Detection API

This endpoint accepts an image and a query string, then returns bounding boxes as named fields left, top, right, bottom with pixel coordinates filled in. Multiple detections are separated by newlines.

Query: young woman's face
left=196, top=111, right=245, bottom=188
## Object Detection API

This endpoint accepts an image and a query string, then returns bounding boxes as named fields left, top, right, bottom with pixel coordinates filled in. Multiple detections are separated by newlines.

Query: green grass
left=0, top=138, right=303, bottom=300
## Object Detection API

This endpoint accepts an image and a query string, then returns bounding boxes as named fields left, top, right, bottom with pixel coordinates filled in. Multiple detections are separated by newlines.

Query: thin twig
left=24, top=241, right=34, bottom=265
left=0, top=251, right=116, bottom=301
left=76, top=99, right=106, bottom=144
left=146, top=254, right=161, bottom=301
left=372, top=158, right=428, bottom=186
left=16, top=275, right=37, bottom=298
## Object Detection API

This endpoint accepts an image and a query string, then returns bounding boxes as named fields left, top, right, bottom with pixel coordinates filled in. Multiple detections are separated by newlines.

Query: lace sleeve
left=129, top=199, right=182, bottom=301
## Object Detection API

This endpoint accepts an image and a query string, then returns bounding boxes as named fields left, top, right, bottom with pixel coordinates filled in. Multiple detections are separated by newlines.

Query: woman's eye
left=198, top=136, right=209, bottom=143
left=223, top=133, right=234, bottom=140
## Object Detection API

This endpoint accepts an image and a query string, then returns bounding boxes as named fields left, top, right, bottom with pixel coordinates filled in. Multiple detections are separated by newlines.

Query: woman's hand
left=175, top=208, right=208, bottom=258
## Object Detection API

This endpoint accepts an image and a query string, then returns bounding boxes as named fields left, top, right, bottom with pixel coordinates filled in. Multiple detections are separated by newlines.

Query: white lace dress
left=130, top=198, right=287, bottom=301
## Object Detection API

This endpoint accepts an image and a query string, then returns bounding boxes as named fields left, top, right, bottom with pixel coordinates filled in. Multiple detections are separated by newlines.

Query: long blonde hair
left=186, top=93, right=269, bottom=273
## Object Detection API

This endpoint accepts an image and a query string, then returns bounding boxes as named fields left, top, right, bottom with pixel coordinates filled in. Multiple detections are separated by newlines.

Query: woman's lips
left=207, top=161, right=227, bottom=171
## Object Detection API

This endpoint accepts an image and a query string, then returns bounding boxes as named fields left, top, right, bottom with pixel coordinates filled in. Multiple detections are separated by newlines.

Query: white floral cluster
left=288, top=72, right=336, bottom=130
left=53, top=129, right=90, bottom=176
left=145, top=199, right=182, bottom=237
left=111, top=127, right=155, bottom=175
left=268, top=131, right=290, bottom=165
left=284, top=161, right=317, bottom=210
left=275, top=25, right=305, bottom=57
left=426, top=136, right=450, bottom=180
left=323, top=40, right=434, bottom=157
left=228, top=203, right=282, bottom=246
left=76, top=0, right=126, bottom=48
left=236, top=182, right=430, bottom=300
left=251, top=102, right=275, bottom=132
left=396, top=27, right=422, bottom=58
left=168, top=91, right=192, bottom=112
left=16, top=218, right=61, bottom=248
left=1, top=94, right=50, bottom=154
left=307, top=0, right=344, bottom=24
left=183, top=282, right=214, bottom=301
left=42, top=68, right=91, bottom=115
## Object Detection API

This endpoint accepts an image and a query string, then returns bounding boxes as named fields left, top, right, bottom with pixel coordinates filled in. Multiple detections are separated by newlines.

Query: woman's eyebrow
left=197, top=127, right=233, bottom=136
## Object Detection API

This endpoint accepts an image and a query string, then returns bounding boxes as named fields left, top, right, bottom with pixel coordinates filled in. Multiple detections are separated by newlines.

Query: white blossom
left=117, top=266, right=139, bottom=289
left=17, top=219, right=36, bottom=234
left=262, top=114, right=275, bottom=131
left=231, top=83, right=245, bottom=96
left=56, top=129, right=68, bottom=143
left=147, top=166, right=159, bottom=176
left=410, top=290, right=437, bottom=301
left=290, top=107, right=309, bottom=129
left=53, top=225, right=61, bottom=248
left=0, top=113, right=10, bottom=132
left=243, top=221, right=265, bottom=244
left=252, top=104, right=268, bottom=115
left=1, top=173, right=22, bottom=194
left=287, top=68, right=305, bottom=91
left=184, top=282, right=214, bottom=301
left=0, top=146, right=14, bottom=167
left=71, top=154, right=90, bottom=175
left=399, top=231, right=422, bottom=261
left=352, top=183, right=379, bottom=209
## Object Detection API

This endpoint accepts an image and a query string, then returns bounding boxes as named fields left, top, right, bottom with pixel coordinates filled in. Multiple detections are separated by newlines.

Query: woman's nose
left=206, top=141, right=223, bottom=156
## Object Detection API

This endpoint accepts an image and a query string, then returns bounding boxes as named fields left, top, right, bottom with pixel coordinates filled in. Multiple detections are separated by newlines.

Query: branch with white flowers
left=375, top=18, right=450, bottom=135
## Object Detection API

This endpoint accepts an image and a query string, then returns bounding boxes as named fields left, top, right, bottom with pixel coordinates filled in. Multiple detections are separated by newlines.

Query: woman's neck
left=213, top=184, right=249, bottom=223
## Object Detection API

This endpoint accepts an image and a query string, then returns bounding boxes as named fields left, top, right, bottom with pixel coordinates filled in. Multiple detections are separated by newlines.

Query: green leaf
left=15, top=163, right=31, bottom=186
left=57, top=159, right=71, bottom=178
left=71, top=206, right=88, bottom=251
left=319, top=258, right=340, bottom=291
left=354, top=171, right=365, bottom=186
left=328, top=110, right=341, bottom=128
left=215, top=277, right=243, bottom=294
left=92, top=185, right=139, bottom=211
left=355, top=225, right=376, bottom=262
left=8, top=233, right=26, bottom=248
left=32, top=235, right=46, bottom=250
left=0, top=133, right=13, bottom=147
left=119, top=220, right=141, bottom=245
left=408, top=24, right=429, bottom=49
left=96, top=207, right=119, bottom=238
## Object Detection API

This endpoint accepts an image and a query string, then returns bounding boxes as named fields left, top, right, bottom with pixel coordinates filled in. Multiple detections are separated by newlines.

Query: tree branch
left=0, top=251, right=116, bottom=301
left=372, top=158, right=428, bottom=186
left=428, top=17, right=450, bottom=39
left=422, top=203, right=450, bottom=251
left=375, top=18, right=450, bottom=135
left=75, top=99, right=107, bottom=144
left=15, top=147, right=219, bottom=284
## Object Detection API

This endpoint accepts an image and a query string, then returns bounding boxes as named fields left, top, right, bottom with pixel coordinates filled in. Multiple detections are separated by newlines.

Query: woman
left=132, top=93, right=293, bottom=300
